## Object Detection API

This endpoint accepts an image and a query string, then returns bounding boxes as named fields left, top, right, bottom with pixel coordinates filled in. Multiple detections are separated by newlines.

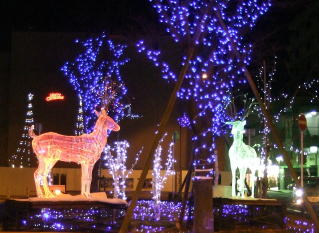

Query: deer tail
left=29, top=125, right=37, bottom=138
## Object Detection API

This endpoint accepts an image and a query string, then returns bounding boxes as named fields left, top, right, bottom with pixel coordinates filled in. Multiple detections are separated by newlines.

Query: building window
left=60, top=174, right=67, bottom=186
left=53, top=174, right=60, bottom=185
left=53, top=173, right=67, bottom=186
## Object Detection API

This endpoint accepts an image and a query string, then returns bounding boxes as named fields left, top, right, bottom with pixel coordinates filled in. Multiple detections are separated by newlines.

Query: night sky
left=0, top=0, right=316, bottom=88
left=0, top=0, right=316, bottom=92
left=0, top=0, right=318, bottom=166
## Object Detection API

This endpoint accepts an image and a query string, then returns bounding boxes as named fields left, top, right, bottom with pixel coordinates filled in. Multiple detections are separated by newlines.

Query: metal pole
left=301, top=130, right=304, bottom=188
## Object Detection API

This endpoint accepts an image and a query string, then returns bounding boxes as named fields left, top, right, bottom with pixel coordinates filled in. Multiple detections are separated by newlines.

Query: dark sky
left=1, top=0, right=316, bottom=124
left=0, top=0, right=314, bottom=57
left=0, top=0, right=159, bottom=51
left=1, top=0, right=316, bottom=83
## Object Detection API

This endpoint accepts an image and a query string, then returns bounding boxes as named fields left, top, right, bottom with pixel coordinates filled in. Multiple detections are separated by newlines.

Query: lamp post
left=298, top=114, right=307, bottom=188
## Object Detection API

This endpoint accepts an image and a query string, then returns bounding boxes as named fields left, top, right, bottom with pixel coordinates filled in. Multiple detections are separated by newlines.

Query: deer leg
left=239, top=168, right=246, bottom=198
left=81, top=163, right=88, bottom=197
left=231, top=169, right=236, bottom=197
left=42, top=158, right=57, bottom=198
left=34, top=157, right=45, bottom=197
left=251, top=169, right=256, bottom=198
left=81, top=162, right=93, bottom=197
left=86, top=163, right=94, bottom=196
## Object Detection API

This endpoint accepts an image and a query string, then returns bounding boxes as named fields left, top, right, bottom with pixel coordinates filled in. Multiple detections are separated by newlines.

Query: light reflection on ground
left=4, top=200, right=316, bottom=232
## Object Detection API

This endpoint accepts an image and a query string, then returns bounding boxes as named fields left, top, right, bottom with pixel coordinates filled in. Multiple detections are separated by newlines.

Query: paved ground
left=267, top=189, right=319, bottom=219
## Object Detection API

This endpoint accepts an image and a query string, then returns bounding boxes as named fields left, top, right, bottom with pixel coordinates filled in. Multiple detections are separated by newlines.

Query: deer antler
left=241, top=98, right=256, bottom=121
left=101, top=79, right=119, bottom=112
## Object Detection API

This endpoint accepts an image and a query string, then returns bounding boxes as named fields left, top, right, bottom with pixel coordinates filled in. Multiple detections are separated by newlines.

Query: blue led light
left=177, top=113, right=191, bottom=128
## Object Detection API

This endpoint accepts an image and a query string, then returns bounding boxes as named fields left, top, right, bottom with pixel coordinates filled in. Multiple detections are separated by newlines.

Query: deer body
left=30, top=109, right=120, bottom=198
left=227, top=121, right=259, bottom=198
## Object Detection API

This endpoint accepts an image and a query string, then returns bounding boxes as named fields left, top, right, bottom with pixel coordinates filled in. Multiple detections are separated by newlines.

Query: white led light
left=295, top=188, right=303, bottom=198
left=276, top=155, right=283, bottom=163
left=202, top=73, right=208, bottom=79
left=54, top=189, right=62, bottom=195
left=296, top=198, right=303, bottom=205
left=310, top=146, right=318, bottom=153
left=305, top=113, right=312, bottom=118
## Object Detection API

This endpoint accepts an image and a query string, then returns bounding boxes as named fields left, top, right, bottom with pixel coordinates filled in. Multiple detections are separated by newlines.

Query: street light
left=294, top=187, right=303, bottom=205
left=310, top=146, right=318, bottom=153
left=276, top=155, right=283, bottom=163
left=202, top=73, right=208, bottom=80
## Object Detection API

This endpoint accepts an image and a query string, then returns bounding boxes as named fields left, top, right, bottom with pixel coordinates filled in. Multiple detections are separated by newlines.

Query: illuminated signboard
left=45, top=92, right=65, bottom=102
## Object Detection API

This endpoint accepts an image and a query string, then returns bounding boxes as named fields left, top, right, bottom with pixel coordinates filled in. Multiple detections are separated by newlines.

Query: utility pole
left=298, top=113, right=307, bottom=188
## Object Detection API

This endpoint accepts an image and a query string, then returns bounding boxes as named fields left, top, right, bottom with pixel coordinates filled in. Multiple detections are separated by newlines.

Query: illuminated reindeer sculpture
left=29, top=108, right=120, bottom=198
left=226, top=120, right=259, bottom=198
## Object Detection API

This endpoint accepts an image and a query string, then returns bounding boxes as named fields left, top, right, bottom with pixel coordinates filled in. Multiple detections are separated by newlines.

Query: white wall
left=99, top=169, right=189, bottom=192
left=0, top=167, right=81, bottom=198
left=0, top=167, right=230, bottom=198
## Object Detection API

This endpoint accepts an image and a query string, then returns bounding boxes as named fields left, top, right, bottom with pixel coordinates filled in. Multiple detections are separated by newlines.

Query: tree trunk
left=193, top=178, right=214, bottom=233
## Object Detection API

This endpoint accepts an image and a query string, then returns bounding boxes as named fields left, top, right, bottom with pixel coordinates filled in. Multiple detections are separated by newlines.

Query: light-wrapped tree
left=9, top=93, right=35, bottom=168
left=152, top=134, right=175, bottom=220
left=104, top=140, right=142, bottom=200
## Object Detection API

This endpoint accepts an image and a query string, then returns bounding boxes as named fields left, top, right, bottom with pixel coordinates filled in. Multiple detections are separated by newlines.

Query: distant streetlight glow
left=296, top=198, right=303, bottom=205
left=305, top=111, right=317, bottom=118
left=201, top=73, right=208, bottom=80
left=295, top=188, right=303, bottom=197
left=310, top=146, right=318, bottom=153
left=276, top=155, right=283, bottom=163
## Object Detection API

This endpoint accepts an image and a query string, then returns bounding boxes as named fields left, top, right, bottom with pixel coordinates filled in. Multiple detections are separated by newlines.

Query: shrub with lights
left=103, top=140, right=142, bottom=200
left=152, top=134, right=176, bottom=220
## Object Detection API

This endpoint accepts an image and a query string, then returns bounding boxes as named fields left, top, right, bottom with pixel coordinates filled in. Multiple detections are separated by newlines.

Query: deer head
left=226, top=120, right=246, bottom=137
left=94, top=108, right=120, bottom=132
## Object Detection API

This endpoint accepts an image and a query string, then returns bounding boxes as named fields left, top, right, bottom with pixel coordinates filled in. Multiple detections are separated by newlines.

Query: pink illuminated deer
left=29, top=109, right=120, bottom=198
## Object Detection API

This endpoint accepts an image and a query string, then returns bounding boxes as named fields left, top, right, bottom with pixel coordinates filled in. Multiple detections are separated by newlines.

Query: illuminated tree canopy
left=61, top=33, right=129, bottom=132
left=136, top=0, right=271, bottom=171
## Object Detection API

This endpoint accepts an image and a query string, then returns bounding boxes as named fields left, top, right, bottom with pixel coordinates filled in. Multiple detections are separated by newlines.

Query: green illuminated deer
left=226, top=120, right=260, bottom=198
